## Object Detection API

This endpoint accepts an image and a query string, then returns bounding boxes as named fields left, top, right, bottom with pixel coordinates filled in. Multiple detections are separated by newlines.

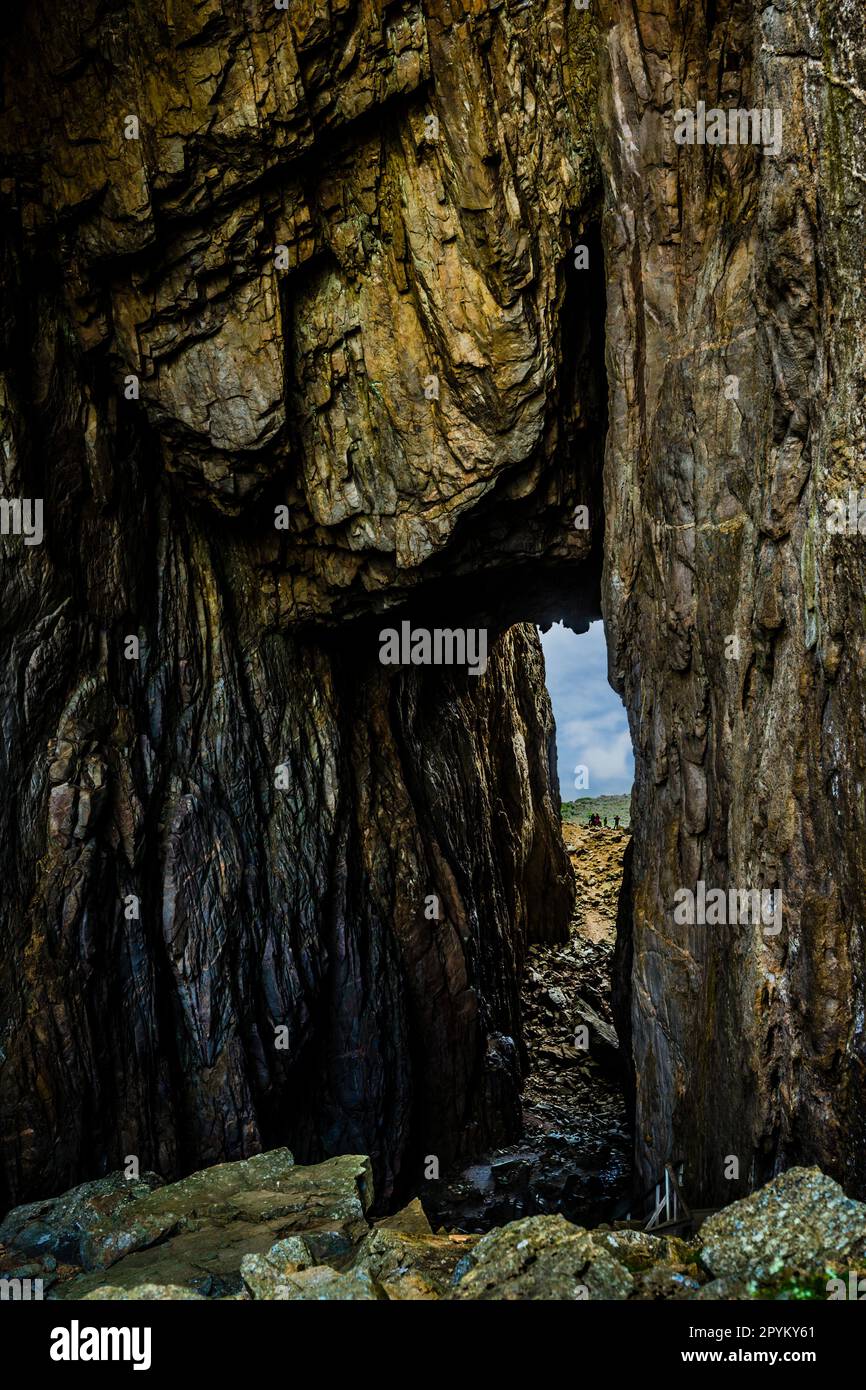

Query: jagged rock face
left=7, top=0, right=861, bottom=1223
left=600, top=0, right=866, bottom=1201
left=0, top=1, right=601, bottom=1208
left=0, top=0, right=601, bottom=600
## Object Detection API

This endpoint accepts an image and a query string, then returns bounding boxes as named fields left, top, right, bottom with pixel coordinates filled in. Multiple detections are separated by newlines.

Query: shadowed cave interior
left=419, top=620, right=636, bottom=1233
left=0, top=208, right=618, bottom=1219
left=262, top=557, right=639, bottom=1231
left=5, top=0, right=866, bottom=1314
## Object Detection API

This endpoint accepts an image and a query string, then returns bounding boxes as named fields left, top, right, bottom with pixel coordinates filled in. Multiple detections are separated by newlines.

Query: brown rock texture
left=3, top=0, right=863, bottom=1224
left=0, top=0, right=602, bottom=1209
left=600, top=0, right=866, bottom=1202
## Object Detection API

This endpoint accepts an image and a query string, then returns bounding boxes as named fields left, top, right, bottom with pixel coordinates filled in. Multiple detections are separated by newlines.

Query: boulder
left=240, top=1236, right=315, bottom=1297
left=572, top=996, right=620, bottom=1070
left=699, top=1167, right=866, bottom=1281
left=0, top=1171, right=164, bottom=1269
left=241, top=1265, right=382, bottom=1301
left=352, top=1225, right=478, bottom=1300
left=51, top=1153, right=373, bottom=1300
left=632, top=1266, right=703, bottom=1300
left=591, top=1226, right=700, bottom=1273
left=74, top=1148, right=300, bottom=1270
left=240, top=1233, right=383, bottom=1300
left=452, top=1214, right=633, bottom=1300
left=373, top=1199, right=433, bottom=1238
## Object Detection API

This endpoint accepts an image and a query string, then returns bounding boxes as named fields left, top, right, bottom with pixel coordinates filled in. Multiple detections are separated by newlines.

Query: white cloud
left=538, top=620, right=633, bottom=796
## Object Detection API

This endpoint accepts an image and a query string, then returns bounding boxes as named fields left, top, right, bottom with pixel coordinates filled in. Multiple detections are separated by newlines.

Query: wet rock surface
left=423, top=825, right=633, bottom=1232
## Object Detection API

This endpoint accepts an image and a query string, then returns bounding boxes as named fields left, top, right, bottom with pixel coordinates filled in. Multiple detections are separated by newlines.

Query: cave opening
left=412, top=616, right=636, bottom=1234
left=273, top=216, right=630, bottom=1231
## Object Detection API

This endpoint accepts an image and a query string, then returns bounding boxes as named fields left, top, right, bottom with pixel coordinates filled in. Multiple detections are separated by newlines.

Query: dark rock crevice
left=0, top=1, right=615, bottom=1214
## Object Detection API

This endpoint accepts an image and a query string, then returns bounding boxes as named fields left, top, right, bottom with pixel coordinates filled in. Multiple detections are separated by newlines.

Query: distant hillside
left=562, top=794, right=631, bottom=828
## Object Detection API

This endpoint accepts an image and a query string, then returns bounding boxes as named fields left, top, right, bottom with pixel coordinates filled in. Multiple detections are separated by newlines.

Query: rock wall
left=6, top=0, right=860, bottom=1220
left=0, top=0, right=602, bottom=1209
left=600, top=0, right=866, bottom=1202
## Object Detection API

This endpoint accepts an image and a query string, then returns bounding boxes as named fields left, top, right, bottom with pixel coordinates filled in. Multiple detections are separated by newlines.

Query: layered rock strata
left=0, top=0, right=600, bottom=1208
left=600, top=0, right=866, bottom=1201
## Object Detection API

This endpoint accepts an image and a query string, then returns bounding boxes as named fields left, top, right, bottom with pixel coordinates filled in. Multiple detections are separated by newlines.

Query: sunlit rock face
left=0, top=1, right=601, bottom=1208
left=600, top=0, right=866, bottom=1202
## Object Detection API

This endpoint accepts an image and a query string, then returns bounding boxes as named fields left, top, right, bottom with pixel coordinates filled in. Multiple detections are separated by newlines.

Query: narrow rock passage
left=423, top=818, right=634, bottom=1232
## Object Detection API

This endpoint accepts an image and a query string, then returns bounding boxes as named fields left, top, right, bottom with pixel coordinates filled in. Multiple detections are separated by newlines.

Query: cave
left=0, top=0, right=616, bottom=1218
left=2, top=0, right=866, bottom=1320
left=413, top=617, right=636, bottom=1234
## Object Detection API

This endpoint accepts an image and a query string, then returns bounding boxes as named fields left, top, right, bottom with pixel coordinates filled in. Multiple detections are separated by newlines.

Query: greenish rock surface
left=452, top=1214, right=634, bottom=1301
left=78, top=1148, right=302, bottom=1270
left=631, top=1266, right=703, bottom=1300
left=5, top=1154, right=864, bottom=1301
left=245, top=1264, right=383, bottom=1302
left=693, top=1271, right=835, bottom=1302
left=0, top=1171, right=164, bottom=1268
left=351, top=1224, right=478, bottom=1300
left=590, top=1226, right=700, bottom=1274
left=373, top=1198, right=434, bottom=1238
left=51, top=1153, right=372, bottom=1299
left=81, top=1284, right=207, bottom=1301
left=240, top=1236, right=315, bottom=1297
left=699, top=1167, right=866, bottom=1280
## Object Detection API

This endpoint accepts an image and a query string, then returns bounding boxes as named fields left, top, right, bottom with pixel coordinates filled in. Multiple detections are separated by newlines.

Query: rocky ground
left=423, top=824, right=634, bottom=1232
left=2, top=1154, right=864, bottom=1301
left=5, top=822, right=862, bottom=1301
